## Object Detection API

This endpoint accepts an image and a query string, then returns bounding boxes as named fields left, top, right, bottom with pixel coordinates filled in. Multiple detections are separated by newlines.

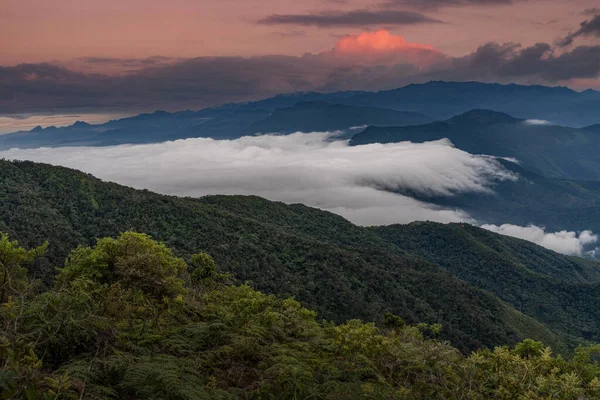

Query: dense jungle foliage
left=3, top=231, right=600, bottom=399
left=373, top=222, right=600, bottom=343
left=1, top=160, right=600, bottom=356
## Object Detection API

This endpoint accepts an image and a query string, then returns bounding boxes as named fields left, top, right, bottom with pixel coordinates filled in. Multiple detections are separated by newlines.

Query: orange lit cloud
left=327, top=29, right=446, bottom=68
left=334, top=30, right=436, bottom=53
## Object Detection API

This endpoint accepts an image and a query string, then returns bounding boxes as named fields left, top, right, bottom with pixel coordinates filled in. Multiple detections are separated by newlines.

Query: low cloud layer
left=4, top=132, right=598, bottom=255
left=0, top=132, right=515, bottom=226
left=524, top=119, right=554, bottom=126
left=481, top=224, right=598, bottom=256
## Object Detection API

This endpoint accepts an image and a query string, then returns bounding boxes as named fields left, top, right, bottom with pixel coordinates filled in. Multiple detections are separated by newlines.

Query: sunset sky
left=1, top=0, right=600, bottom=131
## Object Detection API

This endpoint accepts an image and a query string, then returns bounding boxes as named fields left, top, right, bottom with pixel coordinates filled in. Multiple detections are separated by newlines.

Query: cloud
left=327, top=29, right=446, bottom=67
left=334, top=30, right=436, bottom=53
left=1, top=31, right=599, bottom=115
left=269, top=30, right=308, bottom=38
left=582, top=8, right=600, bottom=16
left=524, top=119, right=554, bottom=125
left=0, top=132, right=515, bottom=226
left=78, top=56, right=173, bottom=66
left=481, top=224, right=598, bottom=256
left=557, top=15, right=600, bottom=47
left=67, top=56, right=181, bottom=75
left=384, top=0, right=517, bottom=10
left=257, top=9, right=442, bottom=28
left=431, top=42, right=600, bottom=83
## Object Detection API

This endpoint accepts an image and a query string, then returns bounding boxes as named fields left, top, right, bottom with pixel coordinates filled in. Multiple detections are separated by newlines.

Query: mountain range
left=3, top=81, right=600, bottom=150
left=350, top=109, right=600, bottom=181
left=4, top=81, right=600, bottom=259
left=0, top=101, right=431, bottom=149
left=5, top=81, right=600, bottom=396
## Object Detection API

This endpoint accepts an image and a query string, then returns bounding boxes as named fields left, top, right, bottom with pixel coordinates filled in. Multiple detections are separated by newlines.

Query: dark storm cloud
left=557, top=15, right=600, bottom=47
left=0, top=56, right=326, bottom=114
left=447, top=42, right=600, bottom=81
left=582, top=8, right=600, bottom=16
left=575, top=15, right=600, bottom=37
left=257, top=10, right=442, bottom=27
left=78, top=56, right=175, bottom=67
left=1, top=41, right=599, bottom=115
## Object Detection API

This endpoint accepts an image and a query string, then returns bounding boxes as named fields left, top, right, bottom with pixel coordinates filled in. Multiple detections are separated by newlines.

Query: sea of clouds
left=0, top=131, right=595, bottom=255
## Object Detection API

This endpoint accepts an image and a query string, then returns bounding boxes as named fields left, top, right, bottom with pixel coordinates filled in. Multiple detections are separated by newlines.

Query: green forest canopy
left=3, top=231, right=600, bottom=399
left=2, top=159, right=600, bottom=355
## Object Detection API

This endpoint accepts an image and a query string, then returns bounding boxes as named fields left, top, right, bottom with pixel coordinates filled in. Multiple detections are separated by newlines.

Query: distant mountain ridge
left=0, top=102, right=432, bottom=149
left=244, top=101, right=431, bottom=135
left=350, top=109, right=600, bottom=181
left=2, top=81, right=600, bottom=150
left=408, top=158, right=600, bottom=237
left=241, top=81, right=600, bottom=126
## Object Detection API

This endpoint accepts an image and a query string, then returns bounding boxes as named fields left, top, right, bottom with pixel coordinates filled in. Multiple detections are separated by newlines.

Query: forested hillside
left=373, top=222, right=600, bottom=342
left=1, top=160, right=600, bottom=354
left=4, top=231, right=600, bottom=399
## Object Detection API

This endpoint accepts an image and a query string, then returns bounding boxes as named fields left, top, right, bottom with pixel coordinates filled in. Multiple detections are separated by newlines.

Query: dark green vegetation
left=4, top=231, right=600, bottom=399
left=350, top=109, right=600, bottom=181
left=3, top=160, right=600, bottom=357
left=373, top=222, right=600, bottom=343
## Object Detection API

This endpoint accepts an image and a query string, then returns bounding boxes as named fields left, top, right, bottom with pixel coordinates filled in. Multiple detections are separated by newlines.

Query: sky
left=1, top=0, right=600, bottom=127
left=2, top=0, right=599, bottom=63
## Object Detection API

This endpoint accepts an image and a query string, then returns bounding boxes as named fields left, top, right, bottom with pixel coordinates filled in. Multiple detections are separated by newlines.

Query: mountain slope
left=406, top=159, right=600, bottom=235
left=373, top=222, right=600, bottom=341
left=350, top=109, right=600, bottom=180
left=5, top=81, right=600, bottom=150
left=3, top=160, right=600, bottom=352
left=342, top=81, right=600, bottom=126
left=244, top=81, right=600, bottom=126
left=0, top=102, right=430, bottom=149
left=6, top=231, right=600, bottom=399
left=244, top=101, right=431, bottom=134
left=0, top=109, right=272, bottom=149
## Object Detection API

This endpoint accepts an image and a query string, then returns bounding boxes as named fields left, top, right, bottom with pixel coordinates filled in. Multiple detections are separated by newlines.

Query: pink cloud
left=334, top=30, right=436, bottom=53
left=325, top=29, right=447, bottom=68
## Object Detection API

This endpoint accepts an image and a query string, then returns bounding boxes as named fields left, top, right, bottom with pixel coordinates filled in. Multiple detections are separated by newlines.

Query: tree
left=190, top=252, right=215, bottom=283
left=57, top=231, right=187, bottom=301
